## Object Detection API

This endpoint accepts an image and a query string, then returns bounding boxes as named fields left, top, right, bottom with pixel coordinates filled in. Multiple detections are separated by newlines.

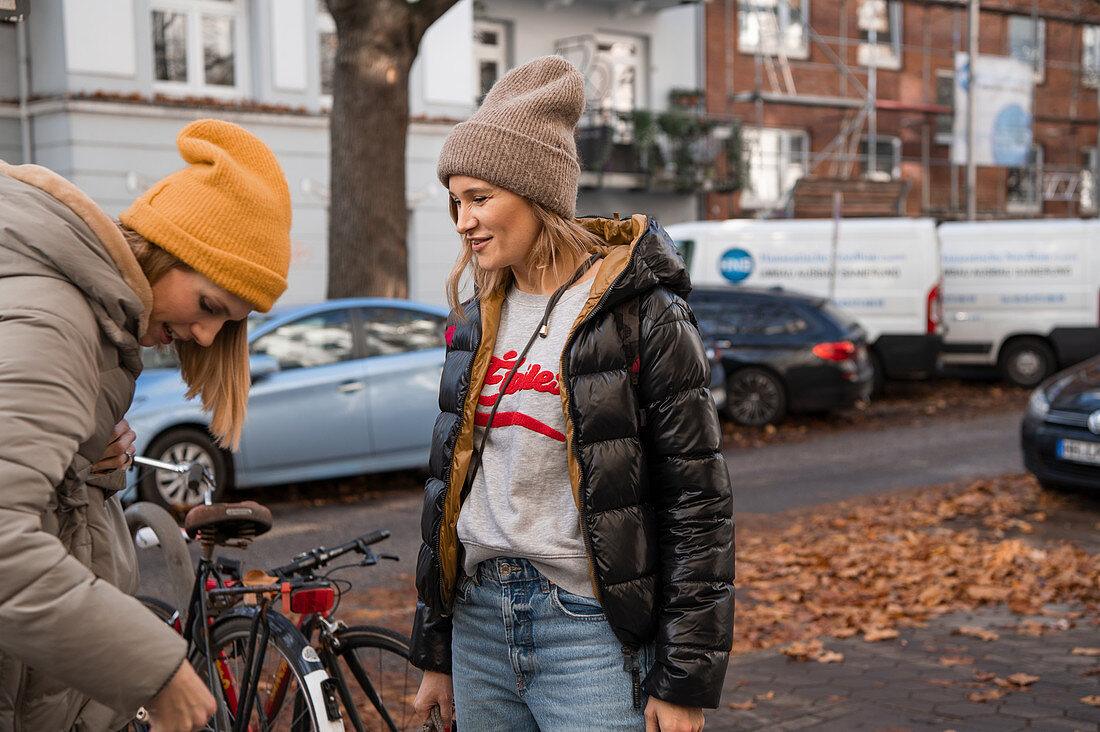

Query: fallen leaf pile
left=733, top=473, right=1099, bottom=654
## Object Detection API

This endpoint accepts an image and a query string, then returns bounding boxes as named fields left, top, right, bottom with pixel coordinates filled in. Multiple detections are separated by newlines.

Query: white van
left=665, top=217, right=944, bottom=386
left=938, top=219, right=1100, bottom=387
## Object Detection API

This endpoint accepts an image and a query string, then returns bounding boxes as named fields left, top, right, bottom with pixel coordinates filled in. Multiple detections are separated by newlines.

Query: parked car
left=1020, top=354, right=1100, bottom=491
left=126, top=298, right=449, bottom=508
left=687, top=286, right=873, bottom=426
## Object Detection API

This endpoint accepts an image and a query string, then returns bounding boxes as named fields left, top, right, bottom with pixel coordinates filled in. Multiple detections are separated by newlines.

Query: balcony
left=576, top=107, right=744, bottom=194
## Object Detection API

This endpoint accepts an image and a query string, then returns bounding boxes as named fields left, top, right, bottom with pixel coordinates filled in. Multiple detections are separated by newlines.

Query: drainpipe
left=16, top=15, right=32, bottom=163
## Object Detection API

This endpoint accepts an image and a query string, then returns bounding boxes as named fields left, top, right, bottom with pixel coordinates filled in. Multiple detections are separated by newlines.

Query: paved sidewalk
left=710, top=607, right=1100, bottom=731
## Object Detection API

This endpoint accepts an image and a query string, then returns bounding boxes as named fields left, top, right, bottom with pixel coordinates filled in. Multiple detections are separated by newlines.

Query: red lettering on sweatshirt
left=477, top=350, right=565, bottom=441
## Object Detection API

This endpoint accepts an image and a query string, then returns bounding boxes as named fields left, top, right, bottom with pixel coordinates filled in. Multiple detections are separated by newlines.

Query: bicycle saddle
left=184, top=501, right=273, bottom=545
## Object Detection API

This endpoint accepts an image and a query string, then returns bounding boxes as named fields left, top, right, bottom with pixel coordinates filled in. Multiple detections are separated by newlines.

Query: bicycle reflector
left=289, top=587, right=335, bottom=614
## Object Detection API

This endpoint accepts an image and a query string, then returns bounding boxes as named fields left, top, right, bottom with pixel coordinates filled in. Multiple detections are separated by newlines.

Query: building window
left=1081, top=147, right=1098, bottom=215
left=555, top=32, right=647, bottom=115
left=934, top=71, right=954, bottom=145
left=858, top=135, right=901, bottom=179
left=474, top=19, right=509, bottom=105
left=856, top=0, right=902, bottom=71
left=738, top=0, right=810, bottom=61
left=1006, top=144, right=1043, bottom=214
left=1007, top=15, right=1045, bottom=84
left=740, top=127, right=809, bottom=210
left=318, top=1, right=336, bottom=98
left=1083, top=25, right=1100, bottom=88
left=151, top=0, right=246, bottom=94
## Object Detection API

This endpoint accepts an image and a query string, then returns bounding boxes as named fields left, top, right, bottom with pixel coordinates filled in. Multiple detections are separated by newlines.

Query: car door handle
left=337, top=381, right=364, bottom=394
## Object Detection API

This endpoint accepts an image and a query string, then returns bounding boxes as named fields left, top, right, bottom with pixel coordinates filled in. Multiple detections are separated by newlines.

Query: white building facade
left=0, top=0, right=709, bottom=306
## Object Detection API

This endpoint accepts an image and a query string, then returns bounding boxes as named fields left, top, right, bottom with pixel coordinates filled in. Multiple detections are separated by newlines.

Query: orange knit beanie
left=120, top=119, right=291, bottom=312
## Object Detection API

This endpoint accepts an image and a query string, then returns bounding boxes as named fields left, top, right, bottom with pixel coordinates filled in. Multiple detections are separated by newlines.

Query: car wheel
left=139, top=428, right=228, bottom=510
left=726, top=368, right=787, bottom=426
left=999, top=338, right=1055, bottom=388
left=868, top=349, right=885, bottom=397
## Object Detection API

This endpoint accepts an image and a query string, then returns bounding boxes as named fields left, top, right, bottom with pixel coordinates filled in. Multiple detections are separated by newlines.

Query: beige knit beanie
left=437, top=55, right=585, bottom=219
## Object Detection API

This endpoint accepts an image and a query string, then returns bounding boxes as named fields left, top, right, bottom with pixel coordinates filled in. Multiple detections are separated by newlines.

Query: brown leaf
left=940, top=655, right=975, bottom=667
left=967, top=689, right=1004, bottom=703
left=1071, top=647, right=1100, bottom=657
left=754, top=690, right=775, bottom=701
left=727, top=700, right=756, bottom=710
left=1006, top=673, right=1039, bottom=686
left=973, top=670, right=996, bottom=682
left=864, top=628, right=899, bottom=642
left=955, top=626, right=999, bottom=642
left=966, top=585, right=1010, bottom=601
left=833, top=627, right=859, bottom=639
left=1082, top=666, right=1100, bottom=677
left=926, top=679, right=956, bottom=687
left=817, top=651, right=844, bottom=663
left=1081, top=695, right=1100, bottom=707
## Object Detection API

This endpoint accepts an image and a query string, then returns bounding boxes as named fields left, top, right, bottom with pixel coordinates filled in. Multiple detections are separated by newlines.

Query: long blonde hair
left=445, top=198, right=609, bottom=314
left=119, top=224, right=250, bottom=450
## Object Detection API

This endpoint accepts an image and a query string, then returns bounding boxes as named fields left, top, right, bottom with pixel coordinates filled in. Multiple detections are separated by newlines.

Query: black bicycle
left=126, top=456, right=345, bottom=731
left=128, top=456, right=422, bottom=731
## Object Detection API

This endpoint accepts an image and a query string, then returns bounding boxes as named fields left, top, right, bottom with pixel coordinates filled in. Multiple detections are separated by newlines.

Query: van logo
left=719, top=248, right=754, bottom=283
left=1088, top=410, right=1100, bottom=435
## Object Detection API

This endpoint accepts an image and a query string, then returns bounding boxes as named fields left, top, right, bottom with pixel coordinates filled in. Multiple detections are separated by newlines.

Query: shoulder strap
left=613, top=296, right=641, bottom=390
left=612, top=296, right=645, bottom=427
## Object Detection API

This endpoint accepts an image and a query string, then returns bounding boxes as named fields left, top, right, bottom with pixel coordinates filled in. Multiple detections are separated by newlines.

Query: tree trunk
left=326, top=0, right=456, bottom=299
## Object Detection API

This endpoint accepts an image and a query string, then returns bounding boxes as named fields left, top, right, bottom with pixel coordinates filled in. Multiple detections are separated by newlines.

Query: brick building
left=703, top=0, right=1100, bottom=220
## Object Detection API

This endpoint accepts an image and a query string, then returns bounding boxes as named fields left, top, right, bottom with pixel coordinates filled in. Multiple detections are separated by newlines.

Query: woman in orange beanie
left=0, top=118, right=291, bottom=732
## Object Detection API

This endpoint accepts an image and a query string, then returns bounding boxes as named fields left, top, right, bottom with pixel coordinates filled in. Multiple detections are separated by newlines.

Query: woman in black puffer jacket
left=410, top=56, right=734, bottom=732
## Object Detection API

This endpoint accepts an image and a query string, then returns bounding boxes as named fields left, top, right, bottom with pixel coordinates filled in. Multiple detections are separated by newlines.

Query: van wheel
left=138, top=428, right=228, bottom=510
left=726, top=368, right=787, bottom=426
left=999, top=338, right=1055, bottom=388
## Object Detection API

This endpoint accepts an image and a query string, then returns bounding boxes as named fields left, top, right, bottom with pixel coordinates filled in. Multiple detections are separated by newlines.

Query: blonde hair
left=119, top=223, right=250, bottom=450
left=445, top=198, right=609, bottom=314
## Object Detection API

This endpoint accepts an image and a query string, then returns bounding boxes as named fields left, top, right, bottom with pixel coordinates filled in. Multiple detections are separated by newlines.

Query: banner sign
left=952, top=53, right=1033, bottom=167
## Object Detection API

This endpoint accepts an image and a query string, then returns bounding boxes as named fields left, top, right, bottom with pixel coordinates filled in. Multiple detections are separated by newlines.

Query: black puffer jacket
left=410, top=215, right=734, bottom=708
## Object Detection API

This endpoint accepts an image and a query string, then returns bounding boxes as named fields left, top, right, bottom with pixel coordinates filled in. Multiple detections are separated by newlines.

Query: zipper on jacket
left=559, top=239, right=639, bottom=605
left=622, top=645, right=642, bottom=709
left=13, top=663, right=26, bottom=732
left=438, top=312, right=482, bottom=613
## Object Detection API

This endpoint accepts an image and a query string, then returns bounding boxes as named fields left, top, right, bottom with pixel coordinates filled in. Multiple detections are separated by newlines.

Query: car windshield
left=820, top=301, right=861, bottom=331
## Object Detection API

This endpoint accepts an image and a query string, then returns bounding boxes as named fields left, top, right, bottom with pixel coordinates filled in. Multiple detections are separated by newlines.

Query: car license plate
left=1056, top=439, right=1100, bottom=465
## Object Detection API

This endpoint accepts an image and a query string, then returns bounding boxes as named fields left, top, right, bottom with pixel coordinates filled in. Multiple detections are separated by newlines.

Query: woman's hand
left=413, top=670, right=454, bottom=731
left=91, top=419, right=137, bottom=474
left=645, top=697, right=704, bottom=732
left=145, top=661, right=216, bottom=732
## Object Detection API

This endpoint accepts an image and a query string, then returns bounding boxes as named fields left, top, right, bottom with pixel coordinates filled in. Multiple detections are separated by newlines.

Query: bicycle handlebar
left=269, top=529, right=391, bottom=578
left=132, top=455, right=216, bottom=504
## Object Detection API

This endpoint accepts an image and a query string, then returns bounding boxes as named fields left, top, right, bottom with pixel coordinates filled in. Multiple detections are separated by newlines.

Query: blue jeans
left=451, top=557, right=653, bottom=732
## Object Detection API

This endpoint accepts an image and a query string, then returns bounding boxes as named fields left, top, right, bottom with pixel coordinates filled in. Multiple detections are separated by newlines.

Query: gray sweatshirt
left=457, top=278, right=596, bottom=597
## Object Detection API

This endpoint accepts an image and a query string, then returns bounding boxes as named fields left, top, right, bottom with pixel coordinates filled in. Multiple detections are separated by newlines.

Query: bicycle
left=268, top=531, right=424, bottom=731
left=127, top=455, right=344, bottom=731
left=129, top=456, right=424, bottom=731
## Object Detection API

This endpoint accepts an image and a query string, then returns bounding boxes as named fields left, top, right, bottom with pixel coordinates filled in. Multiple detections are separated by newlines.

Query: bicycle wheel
left=195, top=613, right=341, bottom=732
left=331, top=626, right=422, bottom=732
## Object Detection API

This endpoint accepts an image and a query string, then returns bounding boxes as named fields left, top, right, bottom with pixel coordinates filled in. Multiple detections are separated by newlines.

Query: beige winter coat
left=0, top=162, right=187, bottom=730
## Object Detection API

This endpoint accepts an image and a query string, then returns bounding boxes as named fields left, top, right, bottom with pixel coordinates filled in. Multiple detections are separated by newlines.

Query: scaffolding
left=732, top=0, right=1100, bottom=220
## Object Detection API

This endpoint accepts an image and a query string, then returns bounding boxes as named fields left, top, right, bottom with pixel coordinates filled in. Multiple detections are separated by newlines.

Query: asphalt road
left=135, top=409, right=1027, bottom=600
left=729, top=411, right=1023, bottom=514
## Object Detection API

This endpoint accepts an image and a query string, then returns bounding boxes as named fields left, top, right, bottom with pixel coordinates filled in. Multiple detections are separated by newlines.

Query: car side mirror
left=249, top=354, right=280, bottom=384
